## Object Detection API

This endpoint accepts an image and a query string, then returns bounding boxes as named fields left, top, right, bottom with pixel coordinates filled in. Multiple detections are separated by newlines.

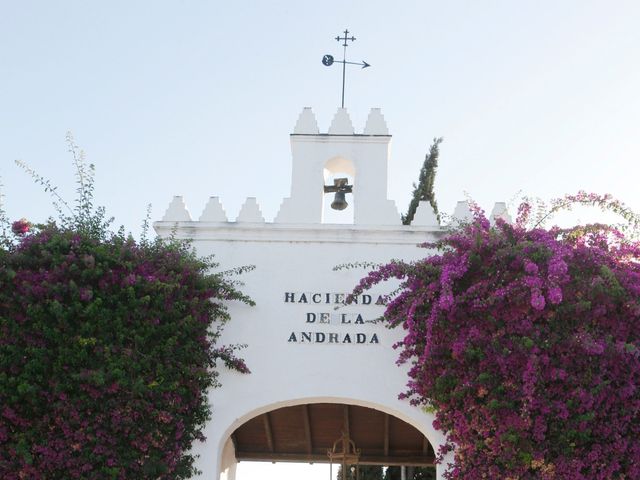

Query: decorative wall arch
left=322, top=157, right=356, bottom=223
left=323, top=156, right=356, bottom=180
left=214, top=396, right=448, bottom=479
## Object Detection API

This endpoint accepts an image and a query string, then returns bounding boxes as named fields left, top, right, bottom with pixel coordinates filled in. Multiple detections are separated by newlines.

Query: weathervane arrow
left=322, top=29, right=371, bottom=108
left=323, top=55, right=370, bottom=69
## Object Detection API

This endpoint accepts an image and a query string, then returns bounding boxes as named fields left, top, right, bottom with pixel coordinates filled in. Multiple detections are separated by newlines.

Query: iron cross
left=322, top=29, right=371, bottom=108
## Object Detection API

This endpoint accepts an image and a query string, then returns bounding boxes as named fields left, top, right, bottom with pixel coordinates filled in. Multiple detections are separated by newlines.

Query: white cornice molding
left=153, top=221, right=444, bottom=245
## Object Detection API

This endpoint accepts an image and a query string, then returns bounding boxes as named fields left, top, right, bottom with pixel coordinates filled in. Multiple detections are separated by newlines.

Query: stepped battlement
left=157, top=195, right=511, bottom=228
left=155, top=107, right=510, bottom=234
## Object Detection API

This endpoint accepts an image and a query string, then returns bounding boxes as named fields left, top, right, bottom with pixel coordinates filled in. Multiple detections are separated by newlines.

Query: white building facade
left=154, top=107, right=508, bottom=479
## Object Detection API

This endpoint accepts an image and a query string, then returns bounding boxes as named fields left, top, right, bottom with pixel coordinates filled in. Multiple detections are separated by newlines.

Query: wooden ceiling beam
left=343, top=405, right=350, bottom=438
left=262, top=413, right=275, bottom=453
left=302, top=404, right=313, bottom=455
left=236, top=451, right=435, bottom=467
left=384, top=414, right=390, bottom=456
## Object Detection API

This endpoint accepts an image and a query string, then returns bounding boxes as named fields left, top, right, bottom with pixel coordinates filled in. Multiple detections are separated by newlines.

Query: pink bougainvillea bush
left=352, top=195, right=640, bottom=479
left=0, top=225, right=252, bottom=479
left=0, top=138, right=252, bottom=479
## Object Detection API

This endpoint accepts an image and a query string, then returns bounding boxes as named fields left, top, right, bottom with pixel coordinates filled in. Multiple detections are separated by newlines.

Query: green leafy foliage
left=0, top=136, right=253, bottom=479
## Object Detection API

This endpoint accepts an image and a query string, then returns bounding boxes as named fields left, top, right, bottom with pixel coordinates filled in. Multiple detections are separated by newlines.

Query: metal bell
left=324, top=177, right=353, bottom=211
left=330, top=191, right=348, bottom=211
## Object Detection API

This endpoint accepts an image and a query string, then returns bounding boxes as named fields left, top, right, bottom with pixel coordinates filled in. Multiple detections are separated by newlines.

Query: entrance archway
left=231, top=402, right=435, bottom=467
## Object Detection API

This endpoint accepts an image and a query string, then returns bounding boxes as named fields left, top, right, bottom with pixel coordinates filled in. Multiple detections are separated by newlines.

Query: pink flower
left=79, top=288, right=93, bottom=302
left=353, top=192, right=640, bottom=478
left=548, top=258, right=568, bottom=277
left=548, top=286, right=563, bottom=304
left=530, top=291, right=546, bottom=310
left=11, top=218, right=30, bottom=235
left=524, top=260, right=539, bottom=275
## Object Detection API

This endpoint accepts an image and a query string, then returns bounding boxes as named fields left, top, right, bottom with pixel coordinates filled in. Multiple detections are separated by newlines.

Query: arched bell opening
left=229, top=403, right=436, bottom=470
left=322, top=157, right=355, bottom=224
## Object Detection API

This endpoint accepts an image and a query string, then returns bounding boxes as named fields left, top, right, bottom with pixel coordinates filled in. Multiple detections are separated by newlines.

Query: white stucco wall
left=153, top=107, right=477, bottom=479
left=153, top=222, right=452, bottom=479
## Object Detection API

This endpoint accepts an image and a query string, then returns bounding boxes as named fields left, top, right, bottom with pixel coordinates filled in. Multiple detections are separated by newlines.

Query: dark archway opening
left=231, top=403, right=435, bottom=468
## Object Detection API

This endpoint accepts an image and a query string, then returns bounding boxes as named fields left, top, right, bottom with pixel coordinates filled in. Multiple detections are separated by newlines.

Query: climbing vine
left=353, top=193, right=640, bottom=479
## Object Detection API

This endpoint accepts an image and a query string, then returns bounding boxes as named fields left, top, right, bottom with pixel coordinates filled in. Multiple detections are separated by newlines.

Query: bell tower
left=274, top=107, right=401, bottom=225
left=154, top=104, right=514, bottom=480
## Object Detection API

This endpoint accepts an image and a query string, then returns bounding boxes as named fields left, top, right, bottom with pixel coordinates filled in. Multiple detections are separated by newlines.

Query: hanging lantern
left=328, top=431, right=360, bottom=480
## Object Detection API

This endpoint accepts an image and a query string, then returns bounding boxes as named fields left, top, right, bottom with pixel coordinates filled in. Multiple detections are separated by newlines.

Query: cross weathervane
left=322, top=29, right=370, bottom=108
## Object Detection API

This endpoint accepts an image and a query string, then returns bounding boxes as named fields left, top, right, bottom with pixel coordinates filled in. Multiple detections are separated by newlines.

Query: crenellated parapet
left=156, top=196, right=511, bottom=234
left=199, top=196, right=227, bottom=222
left=363, top=108, right=389, bottom=135
left=236, top=197, right=265, bottom=223
left=293, top=107, right=389, bottom=136
left=161, top=196, right=192, bottom=222
left=155, top=107, right=511, bottom=239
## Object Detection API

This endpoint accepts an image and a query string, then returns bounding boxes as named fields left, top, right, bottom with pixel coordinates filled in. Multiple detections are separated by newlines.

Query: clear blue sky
left=1, top=1, right=639, bottom=476
left=2, top=1, right=639, bottom=236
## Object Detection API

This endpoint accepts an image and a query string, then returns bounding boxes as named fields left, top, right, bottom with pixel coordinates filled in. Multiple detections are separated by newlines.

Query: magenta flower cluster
left=10, top=219, right=29, bottom=236
left=353, top=200, right=640, bottom=479
left=0, top=225, right=252, bottom=479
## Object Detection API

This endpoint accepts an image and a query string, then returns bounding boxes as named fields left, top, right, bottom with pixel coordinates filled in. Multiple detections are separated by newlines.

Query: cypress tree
left=402, top=137, right=443, bottom=225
